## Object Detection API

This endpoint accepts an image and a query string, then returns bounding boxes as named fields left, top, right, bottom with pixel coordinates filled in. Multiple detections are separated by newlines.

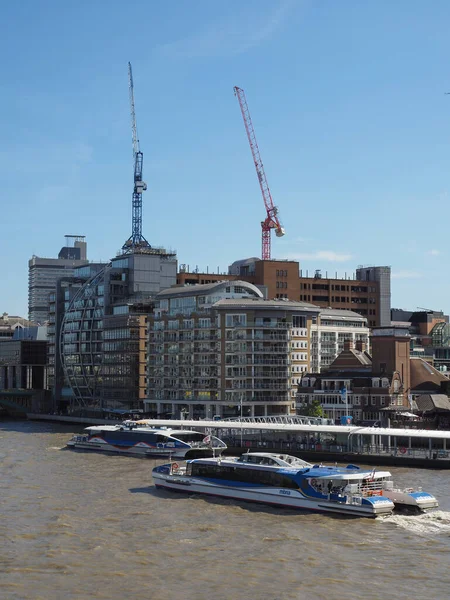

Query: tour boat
left=67, top=422, right=227, bottom=458
left=152, top=452, right=438, bottom=517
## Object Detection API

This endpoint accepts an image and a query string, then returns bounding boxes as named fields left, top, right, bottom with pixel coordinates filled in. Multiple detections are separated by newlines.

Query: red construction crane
left=234, top=86, right=285, bottom=260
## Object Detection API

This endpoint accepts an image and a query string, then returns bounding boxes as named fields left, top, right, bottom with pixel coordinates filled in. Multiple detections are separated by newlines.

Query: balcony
left=253, top=345, right=289, bottom=353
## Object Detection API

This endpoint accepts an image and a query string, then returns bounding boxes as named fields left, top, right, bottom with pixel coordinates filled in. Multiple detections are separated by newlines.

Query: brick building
left=297, top=326, right=411, bottom=424
left=177, top=259, right=390, bottom=328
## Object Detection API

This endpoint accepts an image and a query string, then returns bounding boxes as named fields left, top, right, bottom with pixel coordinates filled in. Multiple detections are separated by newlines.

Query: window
left=293, top=315, right=306, bottom=328
left=226, top=314, right=247, bottom=327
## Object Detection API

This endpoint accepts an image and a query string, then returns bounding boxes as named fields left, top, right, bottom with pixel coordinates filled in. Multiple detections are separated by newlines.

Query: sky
left=1, top=0, right=450, bottom=318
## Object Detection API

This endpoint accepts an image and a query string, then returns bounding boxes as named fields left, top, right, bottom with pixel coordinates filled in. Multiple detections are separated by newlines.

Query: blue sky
left=2, top=0, right=450, bottom=317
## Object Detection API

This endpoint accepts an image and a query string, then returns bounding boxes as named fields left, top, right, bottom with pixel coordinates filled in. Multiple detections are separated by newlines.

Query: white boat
left=152, top=452, right=398, bottom=518
left=67, top=422, right=227, bottom=458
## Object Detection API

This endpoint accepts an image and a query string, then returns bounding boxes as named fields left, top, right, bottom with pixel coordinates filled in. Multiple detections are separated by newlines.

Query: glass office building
left=55, top=247, right=177, bottom=415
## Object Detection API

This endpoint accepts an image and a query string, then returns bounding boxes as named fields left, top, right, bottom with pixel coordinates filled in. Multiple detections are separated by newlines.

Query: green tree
left=298, top=398, right=324, bottom=418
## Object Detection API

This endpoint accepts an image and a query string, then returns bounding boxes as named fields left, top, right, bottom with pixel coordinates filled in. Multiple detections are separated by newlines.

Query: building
left=47, top=263, right=106, bottom=412
left=355, top=266, right=391, bottom=327
left=310, top=308, right=370, bottom=372
left=297, top=327, right=411, bottom=424
left=178, top=259, right=391, bottom=328
left=55, top=247, right=177, bottom=415
left=392, top=308, right=450, bottom=372
left=28, top=236, right=88, bottom=323
left=0, top=313, right=37, bottom=340
left=145, top=280, right=320, bottom=419
left=0, top=328, right=50, bottom=415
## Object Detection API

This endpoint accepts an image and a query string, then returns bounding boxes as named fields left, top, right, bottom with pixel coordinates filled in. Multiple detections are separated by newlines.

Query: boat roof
left=304, top=467, right=392, bottom=480
left=188, top=453, right=391, bottom=479
left=84, top=425, right=205, bottom=436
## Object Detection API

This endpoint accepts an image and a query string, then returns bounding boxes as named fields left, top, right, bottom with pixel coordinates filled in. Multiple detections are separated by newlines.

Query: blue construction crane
left=122, top=62, right=150, bottom=252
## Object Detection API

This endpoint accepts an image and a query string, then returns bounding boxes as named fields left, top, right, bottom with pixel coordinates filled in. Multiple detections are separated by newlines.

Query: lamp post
left=240, top=395, right=243, bottom=447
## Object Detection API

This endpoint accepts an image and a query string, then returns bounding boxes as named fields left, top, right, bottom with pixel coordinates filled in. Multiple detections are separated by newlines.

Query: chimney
left=343, top=339, right=354, bottom=351
left=355, top=340, right=366, bottom=352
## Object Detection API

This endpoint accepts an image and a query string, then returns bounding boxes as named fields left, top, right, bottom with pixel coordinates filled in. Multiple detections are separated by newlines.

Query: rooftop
left=213, top=298, right=320, bottom=312
left=319, top=308, right=367, bottom=320
left=156, top=280, right=263, bottom=299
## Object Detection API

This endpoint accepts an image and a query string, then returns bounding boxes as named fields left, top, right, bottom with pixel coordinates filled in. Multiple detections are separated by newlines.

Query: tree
left=298, top=398, right=324, bottom=418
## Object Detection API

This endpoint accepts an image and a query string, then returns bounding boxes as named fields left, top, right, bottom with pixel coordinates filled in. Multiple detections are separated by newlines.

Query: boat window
left=191, top=464, right=298, bottom=489
left=238, top=455, right=275, bottom=465
left=172, top=432, right=204, bottom=442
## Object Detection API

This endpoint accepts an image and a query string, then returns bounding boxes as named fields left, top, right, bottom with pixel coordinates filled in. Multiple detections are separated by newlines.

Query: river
left=1, top=419, right=450, bottom=600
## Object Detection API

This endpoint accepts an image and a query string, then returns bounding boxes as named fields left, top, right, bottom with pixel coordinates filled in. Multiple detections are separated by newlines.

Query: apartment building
left=310, top=308, right=370, bottom=372
left=145, top=280, right=320, bottom=418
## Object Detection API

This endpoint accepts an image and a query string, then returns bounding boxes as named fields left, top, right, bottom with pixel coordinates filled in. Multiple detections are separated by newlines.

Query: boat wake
left=382, top=510, right=450, bottom=536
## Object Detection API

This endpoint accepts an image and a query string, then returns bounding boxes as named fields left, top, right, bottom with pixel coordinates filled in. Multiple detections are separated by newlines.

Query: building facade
left=0, top=313, right=37, bottom=340
left=55, top=247, right=177, bottom=414
left=145, top=281, right=320, bottom=418
left=178, top=258, right=391, bottom=328
left=310, top=308, right=370, bottom=372
left=297, top=327, right=411, bottom=424
left=0, top=334, right=50, bottom=414
left=28, top=236, right=88, bottom=324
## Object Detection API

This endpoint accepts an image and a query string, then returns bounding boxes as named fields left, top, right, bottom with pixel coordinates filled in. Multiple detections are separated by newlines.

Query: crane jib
left=234, top=85, right=285, bottom=260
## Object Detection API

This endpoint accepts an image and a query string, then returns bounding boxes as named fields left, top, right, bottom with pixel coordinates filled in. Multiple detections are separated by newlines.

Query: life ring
left=399, top=447, right=407, bottom=455
left=172, top=462, right=179, bottom=472
left=310, top=478, right=317, bottom=487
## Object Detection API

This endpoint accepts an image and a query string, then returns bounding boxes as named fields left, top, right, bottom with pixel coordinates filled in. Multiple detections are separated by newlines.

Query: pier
left=27, top=413, right=450, bottom=468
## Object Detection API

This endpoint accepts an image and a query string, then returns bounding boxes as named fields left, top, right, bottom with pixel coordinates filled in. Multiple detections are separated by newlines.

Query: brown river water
left=1, top=420, right=450, bottom=600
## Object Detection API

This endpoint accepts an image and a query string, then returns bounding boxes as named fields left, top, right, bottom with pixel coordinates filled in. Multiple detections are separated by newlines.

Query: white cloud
left=286, top=250, right=352, bottom=262
left=158, top=0, right=296, bottom=59
left=428, top=249, right=441, bottom=256
left=392, top=270, right=422, bottom=279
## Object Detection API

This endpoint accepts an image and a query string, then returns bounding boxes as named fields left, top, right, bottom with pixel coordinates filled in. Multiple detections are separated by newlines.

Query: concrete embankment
left=27, top=413, right=111, bottom=425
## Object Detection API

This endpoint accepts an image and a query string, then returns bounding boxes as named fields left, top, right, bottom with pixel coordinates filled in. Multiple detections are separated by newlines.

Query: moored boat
left=152, top=452, right=398, bottom=518
left=67, top=422, right=227, bottom=458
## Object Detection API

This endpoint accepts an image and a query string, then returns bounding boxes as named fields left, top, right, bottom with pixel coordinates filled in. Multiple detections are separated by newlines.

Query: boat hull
left=152, top=472, right=394, bottom=518
left=382, top=490, right=439, bottom=511
left=66, top=440, right=218, bottom=459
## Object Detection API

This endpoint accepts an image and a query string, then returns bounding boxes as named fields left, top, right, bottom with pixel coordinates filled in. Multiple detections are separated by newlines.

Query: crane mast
left=122, top=62, right=150, bottom=252
left=234, top=86, right=285, bottom=260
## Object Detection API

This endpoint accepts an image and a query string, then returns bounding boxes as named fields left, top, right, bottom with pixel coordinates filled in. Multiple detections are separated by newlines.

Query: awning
left=398, top=411, right=418, bottom=418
